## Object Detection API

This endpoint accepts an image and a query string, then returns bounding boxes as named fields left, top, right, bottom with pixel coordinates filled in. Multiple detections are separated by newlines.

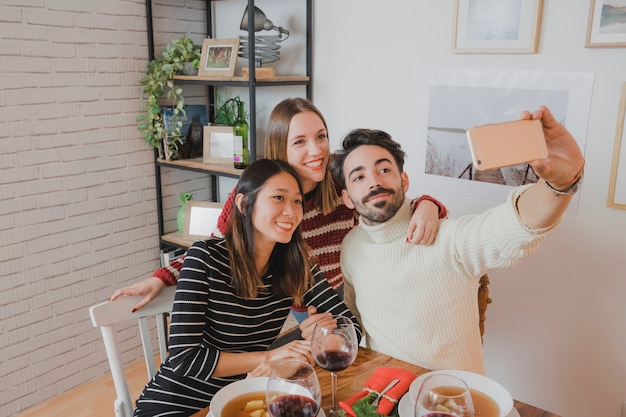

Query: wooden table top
left=316, top=347, right=560, bottom=417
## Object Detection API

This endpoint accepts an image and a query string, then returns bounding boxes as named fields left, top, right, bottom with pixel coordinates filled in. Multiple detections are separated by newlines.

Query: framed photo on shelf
left=184, top=201, right=224, bottom=239
left=452, top=0, right=543, bottom=53
left=608, top=82, right=626, bottom=209
left=586, top=0, right=626, bottom=48
left=198, top=38, right=240, bottom=77
left=203, top=125, right=234, bottom=163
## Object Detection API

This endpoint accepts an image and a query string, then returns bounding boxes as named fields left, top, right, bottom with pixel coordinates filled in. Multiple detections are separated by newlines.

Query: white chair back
left=89, top=286, right=176, bottom=417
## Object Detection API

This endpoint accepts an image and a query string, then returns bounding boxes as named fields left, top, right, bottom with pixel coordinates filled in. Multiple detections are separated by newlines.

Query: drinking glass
left=413, top=374, right=474, bottom=417
left=266, top=359, right=322, bottom=417
left=311, top=316, right=358, bottom=415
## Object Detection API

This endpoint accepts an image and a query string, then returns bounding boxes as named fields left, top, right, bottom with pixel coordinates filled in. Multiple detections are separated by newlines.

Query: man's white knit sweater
left=341, top=185, right=559, bottom=374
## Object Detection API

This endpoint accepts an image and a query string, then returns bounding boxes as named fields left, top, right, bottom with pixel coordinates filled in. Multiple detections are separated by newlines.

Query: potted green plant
left=177, top=192, right=193, bottom=233
left=137, top=36, right=201, bottom=158
left=212, top=94, right=246, bottom=126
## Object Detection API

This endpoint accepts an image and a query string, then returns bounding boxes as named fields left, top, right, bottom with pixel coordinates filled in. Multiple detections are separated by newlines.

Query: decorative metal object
left=238, top=5, right=290, bottom=67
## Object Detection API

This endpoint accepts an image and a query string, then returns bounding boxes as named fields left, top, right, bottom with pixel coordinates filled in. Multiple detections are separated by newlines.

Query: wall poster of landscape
left=586, top=0, right=626, bottom=47
left=409, top=68, right=593, bottom=211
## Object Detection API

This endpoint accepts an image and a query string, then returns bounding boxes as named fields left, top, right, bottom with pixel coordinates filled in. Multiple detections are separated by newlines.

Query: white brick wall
left=0, top=0, right=210, bottom=414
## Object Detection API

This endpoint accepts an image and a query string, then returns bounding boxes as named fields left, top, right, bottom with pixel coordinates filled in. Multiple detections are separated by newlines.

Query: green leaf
left=349, top=393, right=400, bottom=417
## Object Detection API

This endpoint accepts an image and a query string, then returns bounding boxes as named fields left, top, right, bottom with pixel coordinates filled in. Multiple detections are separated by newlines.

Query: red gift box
left=339, top=367, right=417, bottom=416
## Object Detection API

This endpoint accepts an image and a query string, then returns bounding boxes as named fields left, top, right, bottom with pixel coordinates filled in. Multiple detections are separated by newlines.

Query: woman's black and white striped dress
left=133, top=237, right=361, bottom=417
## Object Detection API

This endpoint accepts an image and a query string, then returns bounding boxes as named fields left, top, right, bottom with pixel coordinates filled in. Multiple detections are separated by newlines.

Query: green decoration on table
left=343, top=392, right=400, bottom=417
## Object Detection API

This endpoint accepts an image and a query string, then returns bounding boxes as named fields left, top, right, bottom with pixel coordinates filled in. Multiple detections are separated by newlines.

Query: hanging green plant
left=137, top=36, right=201, bottom=156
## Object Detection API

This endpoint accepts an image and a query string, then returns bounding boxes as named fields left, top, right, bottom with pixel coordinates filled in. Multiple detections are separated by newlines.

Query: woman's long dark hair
left=225, top=159, right=315, bottom=303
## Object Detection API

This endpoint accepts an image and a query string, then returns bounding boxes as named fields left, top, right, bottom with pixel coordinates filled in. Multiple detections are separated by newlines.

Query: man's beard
left=354, top=186, right=405, bottom=225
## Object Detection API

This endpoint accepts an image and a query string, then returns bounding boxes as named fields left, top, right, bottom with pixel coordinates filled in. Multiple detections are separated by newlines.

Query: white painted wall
left=2, top=1, right=625, bottom=417
left=313, top=2, right=626, bottom=417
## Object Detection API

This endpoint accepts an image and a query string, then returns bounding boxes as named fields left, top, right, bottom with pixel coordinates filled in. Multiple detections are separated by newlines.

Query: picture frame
left=203, top=125, right=234, bottom=163
left=184, top=201, right=224, bottom=239
left=608, top=82, right=626, bottom=209
left=586, top=0, right=626, bottom=48
left=198, top=38, right=240, bottom=77
left=452, top=0, right=543, bottom=53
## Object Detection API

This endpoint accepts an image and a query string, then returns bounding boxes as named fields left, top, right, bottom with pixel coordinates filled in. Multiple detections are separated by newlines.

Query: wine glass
left=311, top=315, right=358, bottom=415
left=413, top=374, right=474, bottom=417
left=266, top=359, right=322, bottom=417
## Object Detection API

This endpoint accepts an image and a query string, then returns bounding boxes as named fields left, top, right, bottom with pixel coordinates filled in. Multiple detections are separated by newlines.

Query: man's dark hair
left=331, top=128, right=406, bottom=188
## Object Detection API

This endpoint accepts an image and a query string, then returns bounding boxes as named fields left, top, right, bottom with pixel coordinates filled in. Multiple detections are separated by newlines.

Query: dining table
left=316, top=346, right=561, bottom=417
left=196, top=346, right=560, bottom=417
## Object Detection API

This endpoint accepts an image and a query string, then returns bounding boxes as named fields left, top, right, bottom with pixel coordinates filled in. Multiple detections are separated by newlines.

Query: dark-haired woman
left=133, top=159, right=361, bottom=417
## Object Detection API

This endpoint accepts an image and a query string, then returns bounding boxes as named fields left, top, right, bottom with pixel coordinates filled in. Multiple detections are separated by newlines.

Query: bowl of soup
left=209, top=377, right=269, bottom=417
left=408, top=370, right=513, bottom=417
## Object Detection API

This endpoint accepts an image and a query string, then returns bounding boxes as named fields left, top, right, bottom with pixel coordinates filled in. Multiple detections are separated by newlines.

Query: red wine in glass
left=267, top=394, right=319, bottom=417
left=314, top=349, right=354, bottom=372
left=311, top=316, right=358, bottom=415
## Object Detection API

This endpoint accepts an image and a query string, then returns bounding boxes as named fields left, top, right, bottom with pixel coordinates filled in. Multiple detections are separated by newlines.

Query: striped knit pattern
left=216, top=184, right=356, bottom=294
left=134, top=238, right=361, bottom=417
left=299, top=192, right=356, bottom=292
left=341, top=185, right=559, bottom=374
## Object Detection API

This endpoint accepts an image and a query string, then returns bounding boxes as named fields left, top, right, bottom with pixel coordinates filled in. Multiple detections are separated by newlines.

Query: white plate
left=408, top=370, right=513, bottom=417
left=398, top=393, right=413, bottom=417
left=398, top=393, right=520, bottom=417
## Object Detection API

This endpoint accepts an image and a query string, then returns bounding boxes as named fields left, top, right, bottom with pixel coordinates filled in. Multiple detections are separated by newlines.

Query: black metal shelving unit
left=144, top=0, right=313, bottom=252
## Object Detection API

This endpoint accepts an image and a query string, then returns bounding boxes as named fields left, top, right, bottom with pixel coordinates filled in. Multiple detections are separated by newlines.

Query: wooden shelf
left=161, top=232, right=196, bottom=248
left=156, top=158, right=243, bottom=178
left=174, top=74, right=309, bottom=83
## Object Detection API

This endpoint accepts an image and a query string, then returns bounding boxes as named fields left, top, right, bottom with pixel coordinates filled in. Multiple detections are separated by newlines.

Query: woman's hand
left=299, top=306, right=334, bottom=340
left=109, top=277, right=166, bottom=312
left=247, top=361, right=273, bottom=378
left=267, top=339, right=314, bottom=366
left=407, top=199, right=440, bottom=245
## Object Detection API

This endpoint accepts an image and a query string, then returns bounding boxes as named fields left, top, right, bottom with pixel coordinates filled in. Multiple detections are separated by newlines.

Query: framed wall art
left=198, top=38, right=240, bottom=77
left=184, top=201, right=224, bottom=239
left=203, top=125, right=234, bottom=163
left=410, top=67, right=593, bottom=214
left=586, top=0, right=626, bottom=48
left=452, top=0, right=544, bottom=53
left=608, top=82, right=626, bottom=209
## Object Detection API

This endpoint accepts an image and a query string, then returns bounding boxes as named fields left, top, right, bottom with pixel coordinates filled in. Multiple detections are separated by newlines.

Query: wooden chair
left=478, top=274, right=492, bottom=340
left=89, top=286, right=176, bottom=417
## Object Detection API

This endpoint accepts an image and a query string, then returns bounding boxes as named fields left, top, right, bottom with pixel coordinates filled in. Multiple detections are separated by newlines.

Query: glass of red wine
left=311, top=315, right=358, bottom=416
left=266, top=359, right=322, bottom=417
left=413, top=374, right=474, bottom=417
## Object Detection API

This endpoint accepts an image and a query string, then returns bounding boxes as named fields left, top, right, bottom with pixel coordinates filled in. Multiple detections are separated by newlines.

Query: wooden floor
left=15, top=358, right=169, bottom=417
left=15, top=315, right=299, bottom=417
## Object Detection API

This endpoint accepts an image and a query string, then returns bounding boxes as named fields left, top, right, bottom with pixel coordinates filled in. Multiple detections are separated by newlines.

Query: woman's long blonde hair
left=264, top=98, right=340, bottom=215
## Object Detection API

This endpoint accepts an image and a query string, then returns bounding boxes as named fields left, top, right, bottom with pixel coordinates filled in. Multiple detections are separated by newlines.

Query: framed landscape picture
left=203, top=125, right=234, bottom=163
left=586, top=0, right=626, bottom=48
left=452, top=0, right=543, bottom=53
left=198, top=38, right=240, bottom=77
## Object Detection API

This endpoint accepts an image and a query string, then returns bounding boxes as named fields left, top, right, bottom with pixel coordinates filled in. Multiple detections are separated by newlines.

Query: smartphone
left=467, top=119, right=548, bottom=171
